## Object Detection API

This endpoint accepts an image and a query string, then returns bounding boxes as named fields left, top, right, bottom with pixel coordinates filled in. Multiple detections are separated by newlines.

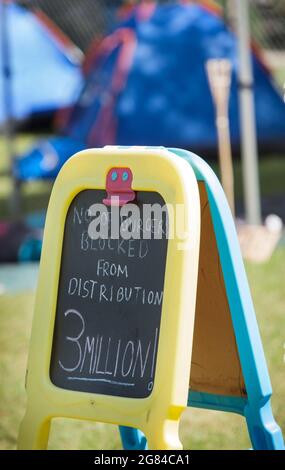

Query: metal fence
left=18, top=1, right=285, bottom=53
left=222, top=0, right=285, bottom=85
left=19, top=0, right=124, bottom=52
left=18, top=1, right=174, bottom=53
left=222, top=0, right=285, bottom=51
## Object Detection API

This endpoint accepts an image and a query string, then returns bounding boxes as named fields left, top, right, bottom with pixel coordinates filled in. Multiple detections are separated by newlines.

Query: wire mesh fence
left=249, top=0, right=285, bottom=51
left=218, top=1, right=285, bottom=85
left=17, top=1, right=285, bottom=53
left=18, top=0, right=124, bottom=52
left=222, top=1, right=285, bottom=50
left=18, top=1, right=176, bottom=53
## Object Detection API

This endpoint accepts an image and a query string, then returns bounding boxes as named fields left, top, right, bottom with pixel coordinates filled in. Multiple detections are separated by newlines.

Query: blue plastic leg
left=119, top=426, right=147, bottom=450
left=245, top=400, right=285, bottom=450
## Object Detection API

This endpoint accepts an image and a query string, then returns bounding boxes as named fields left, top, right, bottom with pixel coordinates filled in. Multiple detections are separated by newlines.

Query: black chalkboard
left=50, top=190, right=168, bottom=398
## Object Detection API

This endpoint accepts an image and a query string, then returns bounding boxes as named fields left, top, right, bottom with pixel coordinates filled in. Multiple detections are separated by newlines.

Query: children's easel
left=17, top=147, right=201, bottom=450
left=120, top=148, right=284, bottom=450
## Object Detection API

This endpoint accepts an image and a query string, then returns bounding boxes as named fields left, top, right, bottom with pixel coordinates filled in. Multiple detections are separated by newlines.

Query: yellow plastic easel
left=18, top=147, right=201, bottom=450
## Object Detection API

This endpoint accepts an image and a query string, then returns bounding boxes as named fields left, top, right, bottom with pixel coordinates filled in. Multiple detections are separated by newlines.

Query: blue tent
left=0, top=3, right=82, bottom=124
left=15, top=2, right=285, bottom=180
left=64, top=2, right=285, bottom=151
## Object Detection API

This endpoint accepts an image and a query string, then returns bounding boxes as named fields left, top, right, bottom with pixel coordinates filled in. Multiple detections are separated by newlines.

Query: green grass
left=211, top=156, right=285, bottom=200
left=0, top=248, right=284, bottom=450
left=275, top=67, right=285, bottom=89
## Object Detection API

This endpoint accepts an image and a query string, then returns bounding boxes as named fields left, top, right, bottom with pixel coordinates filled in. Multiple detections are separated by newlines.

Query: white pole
left=236, top=0, right=261, bottom=225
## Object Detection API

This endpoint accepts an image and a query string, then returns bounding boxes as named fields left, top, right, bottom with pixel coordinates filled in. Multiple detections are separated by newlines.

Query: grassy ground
left=0, top=248, right=284, bottom=450
left=274, top=65, right=285, bottom=89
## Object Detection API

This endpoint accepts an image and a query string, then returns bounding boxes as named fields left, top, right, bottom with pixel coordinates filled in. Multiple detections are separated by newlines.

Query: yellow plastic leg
left=146, top=419, right=182, bottom=450
left=18, top=411, right=51, bottom=450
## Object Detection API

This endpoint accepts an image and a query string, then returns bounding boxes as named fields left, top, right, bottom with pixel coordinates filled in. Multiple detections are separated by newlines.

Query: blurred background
left=0, top=0, right=284, bottom=449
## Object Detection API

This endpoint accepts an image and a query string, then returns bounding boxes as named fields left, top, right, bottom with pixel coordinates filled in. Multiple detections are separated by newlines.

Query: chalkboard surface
left=50, top=190, right=168, bottom=398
